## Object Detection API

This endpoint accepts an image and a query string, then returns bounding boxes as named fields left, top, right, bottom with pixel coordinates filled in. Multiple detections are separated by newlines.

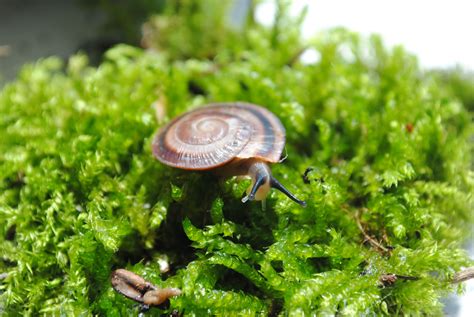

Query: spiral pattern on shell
left=152, top=102, right=286, bottom=170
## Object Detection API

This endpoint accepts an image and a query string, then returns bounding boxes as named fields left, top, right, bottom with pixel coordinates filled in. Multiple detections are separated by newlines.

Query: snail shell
left=152, top=102, right=285, bottom=170
left=111, top=269, right=182, bottom=306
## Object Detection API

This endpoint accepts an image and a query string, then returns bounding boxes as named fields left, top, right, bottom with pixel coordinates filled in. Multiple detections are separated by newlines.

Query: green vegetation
left=430, top=67, right=474, bottom=112
left=1, top=1, right=472, bottom=315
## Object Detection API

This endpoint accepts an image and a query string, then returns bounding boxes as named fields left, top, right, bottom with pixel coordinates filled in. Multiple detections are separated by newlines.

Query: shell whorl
left=152, top=102, right=286, bottom=170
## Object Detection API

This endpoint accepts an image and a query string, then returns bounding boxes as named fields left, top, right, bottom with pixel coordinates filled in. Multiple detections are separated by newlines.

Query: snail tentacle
left=270, top=176, right=307, bottom=207
left=242, top=162, right=269, bottom=203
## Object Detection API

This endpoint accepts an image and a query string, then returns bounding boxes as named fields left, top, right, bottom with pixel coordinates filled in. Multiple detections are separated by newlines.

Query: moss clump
left=0, top=2, right=472, bottom=315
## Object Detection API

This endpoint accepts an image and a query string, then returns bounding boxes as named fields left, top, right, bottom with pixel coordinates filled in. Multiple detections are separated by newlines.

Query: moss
left=0, top=1, right=473, bottom=315
left=430, top=67, right=474, bottom=112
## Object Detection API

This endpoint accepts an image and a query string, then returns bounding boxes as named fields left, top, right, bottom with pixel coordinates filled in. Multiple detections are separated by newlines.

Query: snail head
left=242, top=161, right=306, bottom=207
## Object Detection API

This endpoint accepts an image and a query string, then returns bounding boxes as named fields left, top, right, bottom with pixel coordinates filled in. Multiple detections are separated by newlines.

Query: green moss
left=0, top=2, right=472, bottom=315
left=430, top=67, right=474, bottom=112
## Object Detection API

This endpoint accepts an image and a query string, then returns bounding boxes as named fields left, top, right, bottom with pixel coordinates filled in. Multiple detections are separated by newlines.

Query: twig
left=354, top=209, right=389, bottom=253
left=152, top=93, right=168, bottom=124
left=378, top=268, right=474, bottom=287
left=379, top=273, right=419, bottom=287
left=452, top=267, right=474, bottom=284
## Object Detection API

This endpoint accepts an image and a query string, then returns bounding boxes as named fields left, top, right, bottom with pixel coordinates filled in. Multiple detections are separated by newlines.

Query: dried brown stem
left=452, top=267, right=474, bottom=284
left=378, top=267, right=474, bottom=287
left=379, top=273, right=419, bottom=287
left=354, top=209, right=389, bottom=253
left=153, top=94, right=168, bottom=124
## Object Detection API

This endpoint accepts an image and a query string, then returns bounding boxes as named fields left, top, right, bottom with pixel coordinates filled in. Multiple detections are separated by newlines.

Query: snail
left=152, top=102, right=306, bottom=207
left=111, top=269, right=182, bottom=307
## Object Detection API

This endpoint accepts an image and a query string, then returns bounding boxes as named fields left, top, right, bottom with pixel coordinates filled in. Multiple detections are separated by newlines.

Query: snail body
left=152, top=102, right=306, bottom=206
left=142, top=288, right=182, bottom=306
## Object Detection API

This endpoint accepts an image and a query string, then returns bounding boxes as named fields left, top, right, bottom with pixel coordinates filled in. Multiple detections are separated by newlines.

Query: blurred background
left=0, top=0, right=472, bottom=315
left=261, top=0, right=474, bottom=70
left=1, top=0, right=473, bottom=83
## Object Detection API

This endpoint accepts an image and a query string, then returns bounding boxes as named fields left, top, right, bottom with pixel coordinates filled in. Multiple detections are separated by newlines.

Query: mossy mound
left=1, top=2, right=472, bottom=315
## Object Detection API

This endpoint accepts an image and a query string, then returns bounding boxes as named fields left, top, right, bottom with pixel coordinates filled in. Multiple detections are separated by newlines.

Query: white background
left=257, top=0, right=474, bottom=70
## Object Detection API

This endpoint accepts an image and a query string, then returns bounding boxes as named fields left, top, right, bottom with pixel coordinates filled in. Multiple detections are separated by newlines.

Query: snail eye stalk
left=270, top=176, right=307, bottom=207
left=241, top=172, right=267, bottom=203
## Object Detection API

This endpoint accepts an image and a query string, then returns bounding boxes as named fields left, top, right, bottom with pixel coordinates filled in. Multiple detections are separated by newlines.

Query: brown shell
left=111, top=269, right=156, bottom=303
left=111, top=269, right=182, bottom=306
left=152, top=102, right=286, bottom=170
